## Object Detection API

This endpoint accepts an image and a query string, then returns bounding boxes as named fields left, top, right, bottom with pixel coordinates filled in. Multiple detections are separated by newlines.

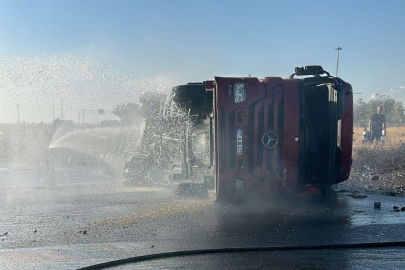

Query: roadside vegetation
left=347, top=126, right=405, bottom=195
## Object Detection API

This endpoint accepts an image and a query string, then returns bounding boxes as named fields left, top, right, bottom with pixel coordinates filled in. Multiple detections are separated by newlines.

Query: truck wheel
left=172, top=83, right=205, bottom=110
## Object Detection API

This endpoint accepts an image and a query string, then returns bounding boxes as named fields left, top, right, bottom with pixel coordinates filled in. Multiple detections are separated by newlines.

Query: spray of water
left=48, top=119, right=145, bottom=172
left=0, top=52, right=170, bottom=123
left=361, top=84, right=405, bottom=103
left=379, top=84, right=405, bottom=103
left=0, top=52, right=170, bottom=173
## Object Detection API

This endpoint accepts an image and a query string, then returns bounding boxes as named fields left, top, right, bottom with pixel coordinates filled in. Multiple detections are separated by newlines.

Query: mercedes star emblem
left=262, top=131, right=278, bottom=148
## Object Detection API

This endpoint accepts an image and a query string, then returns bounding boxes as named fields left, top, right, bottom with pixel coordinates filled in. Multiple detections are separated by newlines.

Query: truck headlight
left=234, top=83, right=246, bottom=104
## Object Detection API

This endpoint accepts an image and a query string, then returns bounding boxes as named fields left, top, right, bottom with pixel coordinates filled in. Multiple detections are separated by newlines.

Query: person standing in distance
left=369, top=106, right=386, bottom=143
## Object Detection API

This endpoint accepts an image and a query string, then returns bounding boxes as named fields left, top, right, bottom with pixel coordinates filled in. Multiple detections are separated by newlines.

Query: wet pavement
left=0, top=168, right=405, bottom=269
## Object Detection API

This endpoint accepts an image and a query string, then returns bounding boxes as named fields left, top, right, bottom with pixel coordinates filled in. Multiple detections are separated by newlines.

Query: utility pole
left=60, top=98, right=64, bottom=120
left=16, top=102, right=20, bottom=124
left=335, top=46, right=342, bottom=77
left=96, top=101, right=100, bottom=125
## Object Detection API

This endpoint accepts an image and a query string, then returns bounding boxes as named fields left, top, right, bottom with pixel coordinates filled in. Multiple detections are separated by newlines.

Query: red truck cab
left=135, top=65, right=353, bottom=202
left=212, top=66, right=353, bottom=201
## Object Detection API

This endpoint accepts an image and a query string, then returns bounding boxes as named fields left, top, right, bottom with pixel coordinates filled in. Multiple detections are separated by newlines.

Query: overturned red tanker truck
left=125, top=65, right=353, bottom=202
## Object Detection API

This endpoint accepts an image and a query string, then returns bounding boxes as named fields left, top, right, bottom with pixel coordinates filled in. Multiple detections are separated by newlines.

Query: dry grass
left=352, top=127, right=405, bottom=173
left=347, top=126, right=405, bottom=194
left=353, top=126, right=405, bottom=144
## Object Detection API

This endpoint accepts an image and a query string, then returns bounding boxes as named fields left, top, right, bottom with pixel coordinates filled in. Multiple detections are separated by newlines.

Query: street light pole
left=16, top=102, right=20, bottom=124
left=335, top=46, right=342, bottom=77
left=60, top=98, right=64, bottom=120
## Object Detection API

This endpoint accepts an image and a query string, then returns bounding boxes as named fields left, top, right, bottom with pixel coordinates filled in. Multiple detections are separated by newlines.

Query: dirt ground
left=344, top=126, right=405, bottom=196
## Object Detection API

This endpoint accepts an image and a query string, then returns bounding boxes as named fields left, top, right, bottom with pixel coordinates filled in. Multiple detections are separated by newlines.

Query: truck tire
left=172, top=83, right=205, bottom=110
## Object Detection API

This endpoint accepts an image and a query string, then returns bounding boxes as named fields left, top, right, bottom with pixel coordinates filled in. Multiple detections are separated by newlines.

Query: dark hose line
left=77, top=241, right=405, bottom=270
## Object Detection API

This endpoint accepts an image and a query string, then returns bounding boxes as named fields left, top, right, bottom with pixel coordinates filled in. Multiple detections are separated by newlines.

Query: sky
left=0, top=0, right=405, bottom=123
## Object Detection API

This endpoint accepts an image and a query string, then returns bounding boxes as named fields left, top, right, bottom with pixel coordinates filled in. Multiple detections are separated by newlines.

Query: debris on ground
left=374, top=202, right=381, bottom=208
left=337, top=189, right=352, bottom=193
left=348, top=191, right=368, bottom=198
left=347, top=169, right=405, bottom=197
left=346, top=139, right=405, bottom=196
left=382, top=191, right=397, bottom=196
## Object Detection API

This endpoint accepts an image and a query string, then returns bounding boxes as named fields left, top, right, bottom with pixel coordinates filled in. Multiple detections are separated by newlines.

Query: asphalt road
left=1, top=168, right=405, bottom=269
